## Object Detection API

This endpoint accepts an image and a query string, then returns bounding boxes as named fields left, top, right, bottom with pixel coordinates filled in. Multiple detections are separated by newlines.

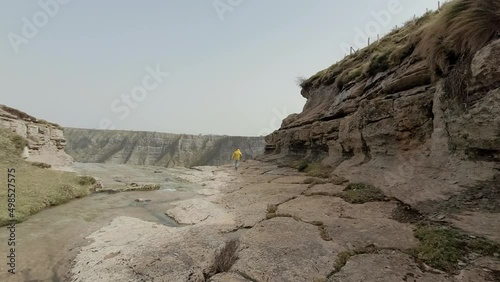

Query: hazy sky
left=0, top=0, right=438, bottom=136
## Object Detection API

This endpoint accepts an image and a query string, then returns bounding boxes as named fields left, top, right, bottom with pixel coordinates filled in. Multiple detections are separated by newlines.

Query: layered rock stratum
left=0, top=104, right=73, bottom=170
left=264, top=38, right=500, bottom=212
left=64, top=128, right=266, bottom=167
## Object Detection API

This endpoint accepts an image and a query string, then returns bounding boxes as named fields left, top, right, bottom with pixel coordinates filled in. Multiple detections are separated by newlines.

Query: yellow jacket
left=232, top=149, right=243, bottom=161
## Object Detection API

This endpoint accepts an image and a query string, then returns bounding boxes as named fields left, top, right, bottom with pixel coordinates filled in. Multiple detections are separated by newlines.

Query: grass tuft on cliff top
left=300, top=0, right=500, bottom=91
left=0, top=128, right=95, bottom=226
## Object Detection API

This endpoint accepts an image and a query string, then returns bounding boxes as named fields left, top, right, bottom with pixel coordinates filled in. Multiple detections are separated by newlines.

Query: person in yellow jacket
left=231, top=148, right=243, bottom=170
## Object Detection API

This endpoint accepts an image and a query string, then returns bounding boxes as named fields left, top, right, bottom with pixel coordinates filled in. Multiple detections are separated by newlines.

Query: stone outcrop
left=0, top=105, right=73, bottom=170
left=64, top=128, right=265, bottom=168
left=264, top=39, right=500, bottom=208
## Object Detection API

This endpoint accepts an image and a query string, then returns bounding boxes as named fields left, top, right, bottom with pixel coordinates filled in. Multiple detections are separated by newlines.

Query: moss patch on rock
left=337, top=183, right=386, bottom=204
left=411, top=224, right=500, bottom=272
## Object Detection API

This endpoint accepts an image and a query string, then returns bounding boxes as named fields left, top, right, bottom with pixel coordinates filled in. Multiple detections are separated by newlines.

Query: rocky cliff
left=64, top=128, right=265, bottom=167
left=264, top=5, right=500, bottom=211
left=0, top=105, right=73, bottom=170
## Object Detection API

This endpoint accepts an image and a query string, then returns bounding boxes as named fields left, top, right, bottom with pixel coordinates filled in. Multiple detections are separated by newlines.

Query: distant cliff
left=64, top=128, right=265, bottom=167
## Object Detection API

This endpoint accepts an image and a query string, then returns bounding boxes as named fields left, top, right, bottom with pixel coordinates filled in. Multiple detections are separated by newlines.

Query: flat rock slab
left=216, top=183, right=309, bottom=227
left=304, top=183, right=345, bottom=196
left=166, top=198, right=235, bottom=227
left=208, top=272, right=252, bottom=282
left=329, top=250, right=452, bottom=282
left=232, top=217, right=344, bottom=282
left=269, top=175, right=312, bottom=184
left=449, top=212, right=500, bottom=244
left=261, top=167, right=301, bottom=176
left=278, top=195, right=399, bottom=221
left=325, top=218, right=418, bottom=250
left=456, top=266, right=500, bottom=282
left=72, top=216, right=226, bottom=282
left=278, top=196, right=417, bottom=249
left=219, top=183, right=309, bottom=210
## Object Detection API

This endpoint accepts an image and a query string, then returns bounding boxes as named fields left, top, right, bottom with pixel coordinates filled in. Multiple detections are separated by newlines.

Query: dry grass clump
left=30, top=162, right=52, bottom=169
left=9, top=134, right=28, bottom=155
left=300, top=12, right=435, bottom=92
left=36, top=119, right=62, bottom=129
left=416, top=0, right=500, bottom=76
left=301, top=0, right=500, bottom=93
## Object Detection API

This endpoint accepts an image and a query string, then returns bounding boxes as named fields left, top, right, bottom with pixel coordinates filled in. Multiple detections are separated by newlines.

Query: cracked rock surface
left=71, top=161, right=500, bottom=281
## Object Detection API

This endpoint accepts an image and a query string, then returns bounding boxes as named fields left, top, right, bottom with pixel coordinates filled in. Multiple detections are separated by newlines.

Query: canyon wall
left=64, top=128, right=265, bottom=167
left=264, top=38, right=500, bottom=209
left=0, top=105, right=73, bottom=170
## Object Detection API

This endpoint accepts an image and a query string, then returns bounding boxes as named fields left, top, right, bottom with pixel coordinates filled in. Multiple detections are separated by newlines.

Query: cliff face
left=0, top=105, right=73, bottom=169
left=64, top=128, right=265, bottom=167
left=264, top=37, right=500, bottom=209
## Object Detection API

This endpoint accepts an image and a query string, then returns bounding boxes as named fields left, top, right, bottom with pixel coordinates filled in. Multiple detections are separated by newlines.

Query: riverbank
left=71, top=160, right=500, bottom=282
left=0, top=128, right=96, bottom=226
left=0, top=163, right=223, bottom=281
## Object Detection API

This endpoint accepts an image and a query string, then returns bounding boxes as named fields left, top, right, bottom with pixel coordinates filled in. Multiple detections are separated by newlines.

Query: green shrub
left=304, top=163, right=332, bottom=179
left=30, top=162, right=52, bottom=169
left=339, top=183, right=386, bottom=204
left=77, top=176, right=97, bottom=186
left=412, top=225, right=500, bottom=272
